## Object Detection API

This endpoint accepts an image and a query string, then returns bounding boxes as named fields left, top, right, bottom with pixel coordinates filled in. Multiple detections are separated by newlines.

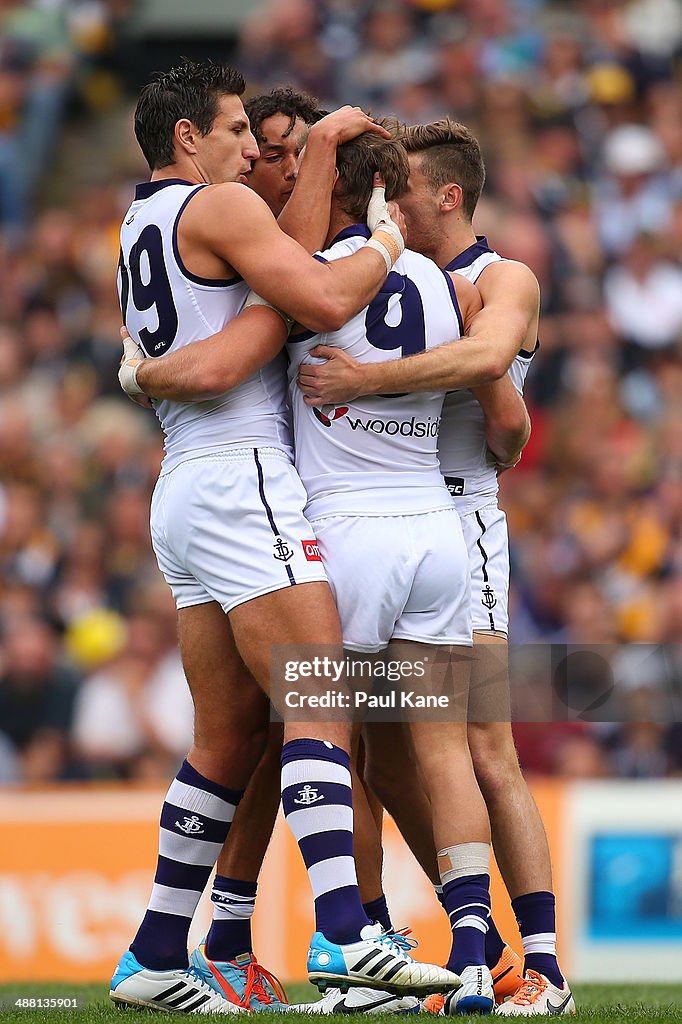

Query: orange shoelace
left=508, top=970, right=548, bottom=1005
left=242, top=958, right=288, bottom=1008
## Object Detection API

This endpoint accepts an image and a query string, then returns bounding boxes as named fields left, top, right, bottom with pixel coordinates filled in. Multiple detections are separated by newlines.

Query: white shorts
left=459, top=502, right=510, bottom=634
left=151, top=447, right=328, bottom=613
left=310, top=508, right=472, bottom=652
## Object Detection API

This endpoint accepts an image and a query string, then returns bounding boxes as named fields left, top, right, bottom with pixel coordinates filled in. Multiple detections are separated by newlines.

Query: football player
left=298, top=118, right=575, bottom=1018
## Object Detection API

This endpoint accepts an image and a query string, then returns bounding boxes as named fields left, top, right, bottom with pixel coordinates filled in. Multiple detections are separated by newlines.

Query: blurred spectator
left=71, top=607, right=193, bottom=778
left=604, top=231, right=682, bottom=358
left=594, top=124, right=673, bottom=256
left=342, top=3, right=436, bottom=107
left=0, top=615, right=81, bottom=781
left=0, top=34, right=29, bottom=238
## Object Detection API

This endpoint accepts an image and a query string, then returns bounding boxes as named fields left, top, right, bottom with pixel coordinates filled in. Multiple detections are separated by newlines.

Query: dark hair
left=244, top=86, right=323, bottom=144
left=134, top=59, right=246, bottom=170
left=403, top=119, right=485, bottom=220
left=335, top=121, right=409, bottom=222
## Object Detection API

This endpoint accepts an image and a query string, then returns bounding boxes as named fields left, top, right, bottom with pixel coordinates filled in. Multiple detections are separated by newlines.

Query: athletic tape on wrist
left=131, top=362, right=143, bottom=394
left=437, top=842, right=491, bottom=884
left=365, top=237, right=392, bottom=273
left=119, top=359, right=145, bottom=396
left=371, top=228, right=402, bottom=265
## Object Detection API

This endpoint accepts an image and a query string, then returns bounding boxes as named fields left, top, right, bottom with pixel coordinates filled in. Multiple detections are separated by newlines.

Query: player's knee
left=363, top=755, right=400, bottom=816
left=192, top=717, right=269, bottom=772
left=468, top=723, right=522, bottom=799
left=259, top=723, right=284, bottom=764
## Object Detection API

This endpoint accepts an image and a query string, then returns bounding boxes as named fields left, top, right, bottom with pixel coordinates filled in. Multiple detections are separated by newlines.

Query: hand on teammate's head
left=313, top=106, right=392, bottom=146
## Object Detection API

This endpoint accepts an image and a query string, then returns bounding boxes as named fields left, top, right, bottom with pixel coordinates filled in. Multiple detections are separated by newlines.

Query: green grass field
left=1, top=984, right=681, bottom=1023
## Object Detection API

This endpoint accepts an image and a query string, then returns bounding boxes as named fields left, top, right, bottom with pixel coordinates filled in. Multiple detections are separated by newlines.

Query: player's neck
left=325, top=210, right=357, bottom=248
left=433, top=221, right=477, bottom=271
left=149, top=160, right=203, bottom=185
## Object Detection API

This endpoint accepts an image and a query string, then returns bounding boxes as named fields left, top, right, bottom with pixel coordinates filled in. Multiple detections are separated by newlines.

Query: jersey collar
left=329, top=223, right=372, bottom=246
left=444, top=235, right=493, bottom=271
left=134, top=178, right=195, bottom=200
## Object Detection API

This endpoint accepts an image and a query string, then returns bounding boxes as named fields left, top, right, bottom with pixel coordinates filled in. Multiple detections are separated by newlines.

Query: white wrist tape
left=438, top=842, right=491, bottom=885
left=118, top=335, right=146, bottom=397
left=119, top=360, right=144, bottom=396
left=366, top=237, right=392, bottom=273
left=366, top=181, right=405, bottom=272
left=244, top=290, right=295, bottom=333
left=366, top=227, right=404, bottom=272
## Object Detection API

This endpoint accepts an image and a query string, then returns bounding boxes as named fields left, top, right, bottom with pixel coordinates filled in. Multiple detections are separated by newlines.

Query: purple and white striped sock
left=281, top=738, right=370, bottom=945
left=205, top=877, right=257, bottom=962
left=512, top=891, right=563, bottom=987
left=443, top=874, right=491, bottom=972
left=440, top=843, right=491, bottom=973
left=130, top=760, right=243, bottom=970
left=437, top=882, right=505, bottom=969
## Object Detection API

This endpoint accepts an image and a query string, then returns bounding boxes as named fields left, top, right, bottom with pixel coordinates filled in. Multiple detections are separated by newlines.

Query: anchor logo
left=294, top=784, right=324, bottom=805
left=175, top=814, right=205, bottom=835
left=273, top=537, right=294, bottom=562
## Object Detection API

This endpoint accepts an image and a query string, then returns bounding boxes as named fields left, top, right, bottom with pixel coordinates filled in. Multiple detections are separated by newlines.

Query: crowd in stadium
left=0, top=0, right=681, bottom=784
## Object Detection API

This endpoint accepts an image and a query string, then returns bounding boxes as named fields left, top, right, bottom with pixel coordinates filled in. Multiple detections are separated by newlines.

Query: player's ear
left=175, top=118, right=198, bottom=155
left=331, top=167, right=341, bottom=193
left=440, top=182, right=463, bottom=213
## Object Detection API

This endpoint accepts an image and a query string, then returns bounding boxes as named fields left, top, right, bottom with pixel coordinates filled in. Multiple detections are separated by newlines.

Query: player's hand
left=485, top=444, right=523, bottom=474
left=118, top=326, right=152, bottom=408
left=298, top=345, right=366, bottom=406
left=312, top=106, right=392, bottom=146
left=367, top=173, right=406, bottom=257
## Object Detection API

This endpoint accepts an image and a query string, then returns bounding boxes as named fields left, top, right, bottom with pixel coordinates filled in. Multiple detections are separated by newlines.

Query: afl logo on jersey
left=313, top=405, right=349, bottom=427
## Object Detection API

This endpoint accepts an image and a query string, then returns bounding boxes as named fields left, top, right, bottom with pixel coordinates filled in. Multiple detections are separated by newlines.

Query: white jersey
left=438, top=236, right=538, bottom=516
left=287, top=225, right=464, bottom=519
left=118, top=179, right=291, bottom=471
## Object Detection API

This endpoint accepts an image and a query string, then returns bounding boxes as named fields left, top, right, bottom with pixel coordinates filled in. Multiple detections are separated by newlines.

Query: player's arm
left=278, top=107, right=390, bottom=252
left=473, top=377, right=531, bottom=469
left=185, top=182, right=403, bottom=334
left=121, top=305, right=289, bottom=403
left=297, top=261, right=539, bottom=403
left=458, top=274, right=484, bottom=330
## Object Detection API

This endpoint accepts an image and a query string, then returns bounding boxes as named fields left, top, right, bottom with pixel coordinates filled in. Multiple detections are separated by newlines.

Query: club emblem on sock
left=294, top=784, right=323, bottom=805
left=175, top=814, right=205, bottom=834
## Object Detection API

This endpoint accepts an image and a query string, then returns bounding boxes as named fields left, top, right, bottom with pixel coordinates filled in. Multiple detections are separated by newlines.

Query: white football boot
left=110, top=950, right=246, bottom=1013
left=495, top=971, right=575, bottom=1016
left=307, top=923, right=461, bottom=995
left=287, top=985, right=419, bottom=1014
left=444, top=965, right=495, bottom=1015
